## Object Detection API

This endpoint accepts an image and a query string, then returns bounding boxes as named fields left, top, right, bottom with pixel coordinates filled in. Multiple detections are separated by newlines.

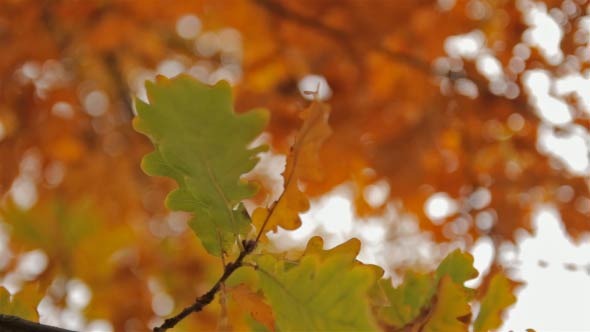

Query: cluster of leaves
left=130, top=75, right=517, bottom=331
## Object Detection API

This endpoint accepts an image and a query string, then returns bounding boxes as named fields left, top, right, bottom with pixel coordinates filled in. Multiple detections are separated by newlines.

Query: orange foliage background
left=0, top=0, right=589, bottom=331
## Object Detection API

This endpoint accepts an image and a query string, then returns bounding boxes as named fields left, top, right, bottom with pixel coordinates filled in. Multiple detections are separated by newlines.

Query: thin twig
left=155, top=185, right=288, bottom=331
left=217, top=282, right=230, bottom=332
left=153, top=240, right=257, bottom=332
left=255, top=95, right=328, bottom=243
left=254, top=196, right=281, bottom=243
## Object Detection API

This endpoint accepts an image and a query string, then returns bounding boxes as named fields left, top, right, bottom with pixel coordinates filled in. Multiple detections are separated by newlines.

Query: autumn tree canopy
left=0, top=0, right=589, bottom=331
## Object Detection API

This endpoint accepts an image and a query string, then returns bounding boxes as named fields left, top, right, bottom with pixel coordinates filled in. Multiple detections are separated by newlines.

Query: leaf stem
left=254, top=105, right=314, bottom=243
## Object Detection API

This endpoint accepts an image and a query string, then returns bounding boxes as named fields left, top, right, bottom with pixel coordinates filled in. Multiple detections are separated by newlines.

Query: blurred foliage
left=0, top=0, right=589, bottom=331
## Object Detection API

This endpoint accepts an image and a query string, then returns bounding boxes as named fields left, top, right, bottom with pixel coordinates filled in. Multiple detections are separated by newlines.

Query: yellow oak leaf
left=422, top=276, right=472, bottom=332
left=474, top=272, right=518, bottom=332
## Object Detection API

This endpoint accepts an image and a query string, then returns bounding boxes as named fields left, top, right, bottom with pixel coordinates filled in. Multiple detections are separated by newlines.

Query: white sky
left=501, top=207, right=590, bottom=331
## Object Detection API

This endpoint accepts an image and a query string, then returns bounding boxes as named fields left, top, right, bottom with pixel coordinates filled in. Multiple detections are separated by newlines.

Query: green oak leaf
left=378, top=271, right=433, bottom=327
left=255, top=238, right=380, bottom=331
left=474, top=272, right=517, bottom=332
left=133, top=75, right=268, bottom=255
left=379, top=249, right=478, bottom=330
left=435, top=249, right=479, bottom=285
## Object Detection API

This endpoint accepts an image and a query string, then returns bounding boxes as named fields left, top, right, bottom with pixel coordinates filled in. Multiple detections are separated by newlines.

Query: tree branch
left=0, top=315, right=76, bottom=332
left=155, top=122, right=316, bottom=331
left=153, top=240, right=257, bottom=332
left=103, top=52, right=135, bottom=121
left=253, top=0, right=435, bottom=76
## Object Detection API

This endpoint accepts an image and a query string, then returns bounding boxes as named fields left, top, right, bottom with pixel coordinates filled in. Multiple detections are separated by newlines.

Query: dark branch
left=254, top=0, right=346, bottom=40
left=153, top=240, right=257, bottom=332
left=253, top=0, right=435, bottom=76
left=253, top=0, right=534, bottom=114
left=0, top=315, right=76, bottom=332
left=103, top=52, right=135, bottom=121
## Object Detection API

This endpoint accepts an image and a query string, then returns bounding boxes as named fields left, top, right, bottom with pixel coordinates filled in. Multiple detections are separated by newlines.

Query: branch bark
left=153, top=240, right=257, bottom=332
left=0, top=315, right=76, bottom=332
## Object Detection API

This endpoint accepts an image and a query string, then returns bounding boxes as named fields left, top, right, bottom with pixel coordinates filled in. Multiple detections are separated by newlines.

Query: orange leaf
left=253, top=101, right=332, bottom=237
left=229, top=283, right=275, bottom=331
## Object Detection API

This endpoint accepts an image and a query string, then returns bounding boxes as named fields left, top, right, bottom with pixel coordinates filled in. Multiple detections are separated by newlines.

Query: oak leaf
left=229, top=284, right=275, bottom=332
left=252, top=101, right=332, bottom=237
left=422, top=276, right=472, bottom=332
left=474, top=272, right=517, bottom=332
left=434, top=249, right=479, bottom=285
left=378, top=249, right=478, bottom=330
left=378, top=271, right=433, bottom=327
left=134, top=75, right=269, bottom=255
left=254, top=237, right=379, bottom=331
